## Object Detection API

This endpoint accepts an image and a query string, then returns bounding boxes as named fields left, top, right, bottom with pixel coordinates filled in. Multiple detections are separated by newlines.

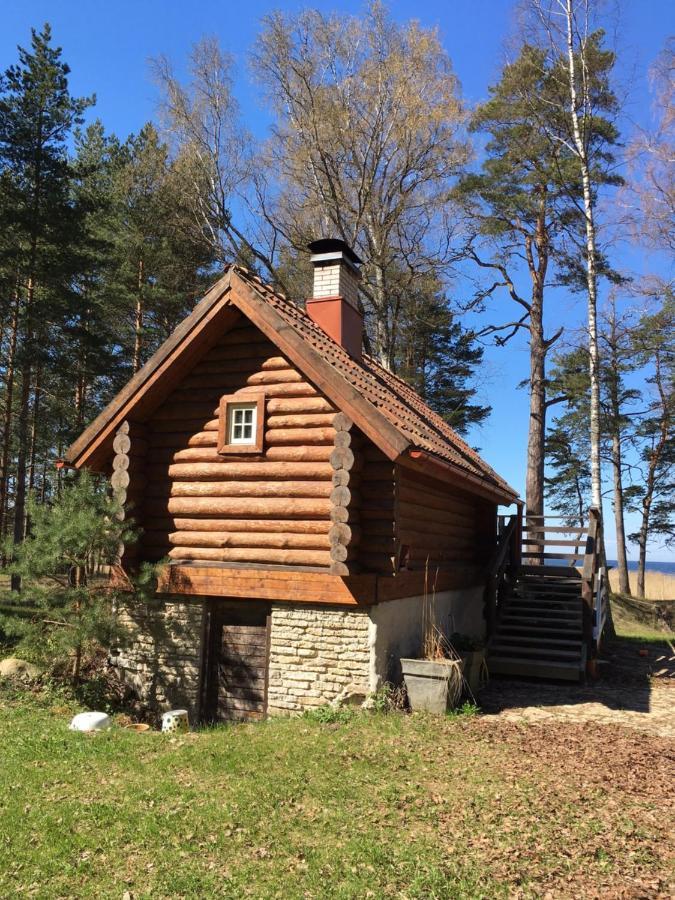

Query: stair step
left=488, top=656, right=583, bottom=681
left=519, top=565, right=581, bottom=578
left=494, top=634, right=583, bottom=648
left=511, top=602, right=580, bottom=611
left=490, top=643, right=582, bottom=661
left=501, top=614, right=581, bottom=626
left=498, top=624, right=583, bottom=637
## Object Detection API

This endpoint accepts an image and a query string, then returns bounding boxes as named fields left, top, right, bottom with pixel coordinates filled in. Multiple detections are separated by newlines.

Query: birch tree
left=530, top=0, right=622, bottom=510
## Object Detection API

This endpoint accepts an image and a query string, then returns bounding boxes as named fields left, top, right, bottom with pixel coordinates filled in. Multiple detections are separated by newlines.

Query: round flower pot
left=401, top=658, right=464, bottom=714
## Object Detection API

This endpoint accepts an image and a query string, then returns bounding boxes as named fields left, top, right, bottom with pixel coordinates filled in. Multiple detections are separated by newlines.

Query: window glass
left=229, top=404, right=256, bottom=444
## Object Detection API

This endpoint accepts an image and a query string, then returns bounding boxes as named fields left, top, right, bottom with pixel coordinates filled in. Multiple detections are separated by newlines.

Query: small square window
left=229, top=404, right=256, bottom=444
left=218, top=393, right=265, bottom=455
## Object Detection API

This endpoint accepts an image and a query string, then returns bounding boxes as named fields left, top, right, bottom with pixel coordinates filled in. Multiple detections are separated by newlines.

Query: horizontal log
left=333, top=431, right=352, bottom=450
left=397, top=484, right=477, bottom=516
left=332, top=412, right=353, bottom=432
left=113, top=433, right=131, bottom=454
left=397, top=517, right=476, bottom=539
left=260, top=356, right=291, bottom=371
left=266, top=413, right=336, bottom=429
left=359, top=521, right=395, bottom=538
left=112, top=454, right=130, bottom=472
left=149, top=417, right=219, bottom=433
left=167, top=547, right=331, bottom=566
left=189, top=354, right=270, bottom=375
left=146, top=480, right=332, bottom=499
left=329, top=561, right=351, bottom=576
left=265, top=446, right=333, bottom=462
left=246, top=369, right=303, bottom=386
left=396, top=501, right=475, bottom=526
left=144, top=517, right=332, bottom=534
left=163, top=461, right=332, bottom=481
left=145, top=497, right=331, bottom=518
left=152, top=461, right=331, bottom=481
left=330, top=447, right=354, bottom=471
left=153, top=402, right=220, bottom=422
left=329, top=523, right=360, bottom=546
left=397, top=529, right=475, bottom=551
left=236, top=382, right=318, bottom=398
left=362, top=462, right=395, bottom=481
left=329, top=505, right=350, bottom=524
left=330, top=485, right=355, bottom=507
left=111, top=469, right=130, bottom=490
left=266, top=397, right=335, bottom=414
left=146, top=531, right=331, bottom=550
left=265, top=427, right=335, bottom=445
left=330, top=543, right=350, bottom=563
left=359, top=552, right=396, bottom=573
left=148, top=432, right=217, bottom=449
left=331, top=469, right=350, bottom=488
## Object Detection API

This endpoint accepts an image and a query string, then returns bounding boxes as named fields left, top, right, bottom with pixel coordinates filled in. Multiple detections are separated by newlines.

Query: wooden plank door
left=204, top=603, right=270, bottom=723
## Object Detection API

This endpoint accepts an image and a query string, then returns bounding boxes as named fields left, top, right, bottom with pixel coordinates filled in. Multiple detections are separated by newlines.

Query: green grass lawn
left=1, top=688, right=672, bottom=899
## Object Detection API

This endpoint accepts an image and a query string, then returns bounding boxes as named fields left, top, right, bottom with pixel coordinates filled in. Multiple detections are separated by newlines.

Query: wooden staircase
left=484, top=511, right=608, bottom=682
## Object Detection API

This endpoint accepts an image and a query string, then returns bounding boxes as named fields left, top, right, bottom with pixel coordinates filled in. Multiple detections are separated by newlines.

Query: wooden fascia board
left=230, top=274, right=410, bottom=461
left=65, top=275, right=235, bottom=470
left=398, top=449, right=519, bottom=506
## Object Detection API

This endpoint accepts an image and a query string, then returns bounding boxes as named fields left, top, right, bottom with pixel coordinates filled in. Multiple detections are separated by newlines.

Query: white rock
left=69, top=711, right=111, bottom=732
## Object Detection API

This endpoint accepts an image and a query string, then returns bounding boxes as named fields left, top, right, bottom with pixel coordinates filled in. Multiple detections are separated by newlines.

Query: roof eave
left=400, top=448, right=520, bottom=506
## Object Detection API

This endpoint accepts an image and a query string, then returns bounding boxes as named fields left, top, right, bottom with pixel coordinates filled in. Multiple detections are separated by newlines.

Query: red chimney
left=306, top=239, right=363, bottom=360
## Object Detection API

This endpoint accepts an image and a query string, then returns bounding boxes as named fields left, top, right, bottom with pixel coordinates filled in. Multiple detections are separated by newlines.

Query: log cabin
left=65, top=239, right=520, bottom=721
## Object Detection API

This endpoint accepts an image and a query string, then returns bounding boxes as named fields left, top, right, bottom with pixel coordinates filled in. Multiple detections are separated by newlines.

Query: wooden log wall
left=394, top=466, right=495, bottom=571
left=329, top=414, right=360, bottom=575
left=111, top=420, right=148, bottom=568
left=353, top=441, right=397, bottom=576
left=141, top=316, right=341, bottom=568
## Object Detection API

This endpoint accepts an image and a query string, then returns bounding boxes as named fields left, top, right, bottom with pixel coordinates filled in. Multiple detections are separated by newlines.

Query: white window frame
left=228, top=402, right=257, bottom=445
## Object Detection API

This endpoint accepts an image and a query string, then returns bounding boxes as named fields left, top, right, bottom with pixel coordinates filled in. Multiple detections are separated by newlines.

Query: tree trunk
left=564, top=0, right=602, bottom=510
left=0, top=284, right=20, bottom=541
left=133, top=257, right=144, bottom=374
left=610, top=431, right=630, bottom=594
left=28, top=362, right=42, bottom=492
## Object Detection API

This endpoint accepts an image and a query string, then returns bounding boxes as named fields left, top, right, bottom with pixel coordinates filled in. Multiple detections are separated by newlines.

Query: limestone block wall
left=110, top=598, right=204, bottom=721
left=266, top=605, right=371, bottom=714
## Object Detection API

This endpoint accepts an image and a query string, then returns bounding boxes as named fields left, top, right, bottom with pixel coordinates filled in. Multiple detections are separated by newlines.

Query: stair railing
left=485, top=508, right=521, bottom=637
left=581, top=506, right=609, bottom=661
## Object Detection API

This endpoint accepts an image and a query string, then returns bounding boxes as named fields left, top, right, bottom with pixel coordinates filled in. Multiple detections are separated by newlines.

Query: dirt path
left=480, top=635, right=675, bottom=739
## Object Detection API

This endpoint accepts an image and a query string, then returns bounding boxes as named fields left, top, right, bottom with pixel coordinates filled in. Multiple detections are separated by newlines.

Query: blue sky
left=3, top=1, right=673, bottom=559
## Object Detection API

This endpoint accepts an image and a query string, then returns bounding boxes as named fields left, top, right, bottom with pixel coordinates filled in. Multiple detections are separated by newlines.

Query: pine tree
left=392, top=275, right=490, bottom=434
left=2, top=471, right=133, bottom=681
left=0, top=24, right=93, bottom=587
left=459, top=39, right=620, bottom=523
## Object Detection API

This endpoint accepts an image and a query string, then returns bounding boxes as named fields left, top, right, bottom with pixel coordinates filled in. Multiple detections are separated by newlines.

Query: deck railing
left=581, top=506, right=609, bottom=654
left=485, top=512, right=521, bottom=636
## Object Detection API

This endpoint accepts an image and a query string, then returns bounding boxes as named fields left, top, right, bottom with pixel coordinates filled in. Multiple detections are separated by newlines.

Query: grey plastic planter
left=401, top=657, right=464, bottom=714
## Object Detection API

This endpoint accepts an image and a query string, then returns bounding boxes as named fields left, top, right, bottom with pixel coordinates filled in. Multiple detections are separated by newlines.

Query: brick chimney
left=306, top=238, right=363, bottom=359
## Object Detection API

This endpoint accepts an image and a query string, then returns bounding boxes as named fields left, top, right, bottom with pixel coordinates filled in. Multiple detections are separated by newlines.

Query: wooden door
left=203, top=602, right=270, bottom=723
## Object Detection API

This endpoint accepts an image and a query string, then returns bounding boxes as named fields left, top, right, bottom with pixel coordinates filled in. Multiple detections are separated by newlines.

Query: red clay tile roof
left=236, top=267, right=517, bottom=499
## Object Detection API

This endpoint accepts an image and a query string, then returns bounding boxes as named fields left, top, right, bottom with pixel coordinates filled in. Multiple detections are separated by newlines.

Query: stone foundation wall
left=266, top=605, right=371, bottom=715
left=110, top=598, right=204, bottom=721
